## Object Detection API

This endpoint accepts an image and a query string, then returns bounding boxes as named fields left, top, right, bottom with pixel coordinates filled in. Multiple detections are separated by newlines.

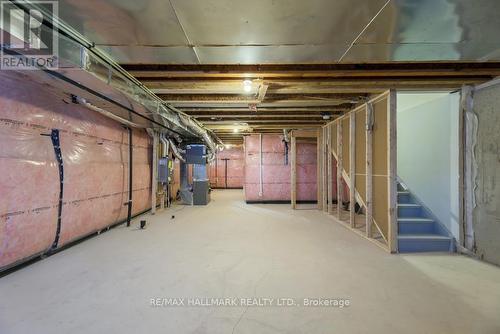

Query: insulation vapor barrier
left=244, top=134, right=317, bottom=202
left=209, top=147, right=244, bottom=188
left=0, top=72, right=152, bottom=271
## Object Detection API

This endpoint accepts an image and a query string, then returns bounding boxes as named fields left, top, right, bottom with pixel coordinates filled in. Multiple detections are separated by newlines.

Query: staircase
left=397, top=182, right=455, bottom=253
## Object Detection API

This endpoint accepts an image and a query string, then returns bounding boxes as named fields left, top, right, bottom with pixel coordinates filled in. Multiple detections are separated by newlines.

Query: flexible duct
left=206, top=152, right=216, bottom=163
left=168, top=138, right=186, bottom=163
left=165, top=136, right=170, bottom=158
left=283, top=129, right=290, bottom=142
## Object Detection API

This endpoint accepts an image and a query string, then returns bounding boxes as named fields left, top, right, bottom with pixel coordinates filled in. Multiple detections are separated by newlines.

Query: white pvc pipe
left=74, top=96, right=140, bottom=128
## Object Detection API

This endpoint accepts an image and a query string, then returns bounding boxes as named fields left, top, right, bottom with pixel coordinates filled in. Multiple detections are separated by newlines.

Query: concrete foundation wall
left=0, top=72, right=152, bottom=270
left=471, top=83, right=500, bottom=265
left=244, top=134, right=317, bottom=202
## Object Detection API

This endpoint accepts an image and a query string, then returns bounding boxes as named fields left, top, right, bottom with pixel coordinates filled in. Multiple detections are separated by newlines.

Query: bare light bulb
left=243, top=79, right=253, bottom=93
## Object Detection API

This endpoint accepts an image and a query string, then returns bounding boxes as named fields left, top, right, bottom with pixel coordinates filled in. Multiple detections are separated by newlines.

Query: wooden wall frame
left=322, top=127, right=328, bottom=213
left=337, top=122, right=343, bottom=218
left=327, top=126, right=333, bottom=214
left=151, top=131, right=159, bottom=214
left=290, top=129, right=319, bottom=210
left=318, top=90, right=397, bottom=252
left=349, top=112, right=356, bottom=228
left=317, top=127, right=323, bottom=211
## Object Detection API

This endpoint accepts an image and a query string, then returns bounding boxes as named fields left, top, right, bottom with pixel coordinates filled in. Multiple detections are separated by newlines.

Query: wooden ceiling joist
left=122, top=62, right=499, bottom=143
left=122, top=62, right=500, bottom=79
left=189, top=114, right=330, bottom=119
left=147, top=77, right=485, bottom=93
left=178, top=106, right=350, bottom=112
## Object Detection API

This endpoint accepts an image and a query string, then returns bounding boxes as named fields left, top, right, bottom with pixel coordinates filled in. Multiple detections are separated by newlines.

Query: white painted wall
left=397, top=92, right=460, bottom=239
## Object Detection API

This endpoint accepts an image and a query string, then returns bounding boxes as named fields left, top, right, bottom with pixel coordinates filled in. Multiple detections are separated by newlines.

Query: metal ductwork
left=159, top=134, right=169, bottom=158
left=2, top=0, right=221, bottom=156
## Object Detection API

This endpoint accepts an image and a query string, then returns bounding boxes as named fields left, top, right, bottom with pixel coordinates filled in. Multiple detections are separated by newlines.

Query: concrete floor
left=1, top=189, right=500, bottom=334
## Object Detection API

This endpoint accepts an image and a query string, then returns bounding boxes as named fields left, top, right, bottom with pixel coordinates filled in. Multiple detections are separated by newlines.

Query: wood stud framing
left=319, top=90, right=397, bottom=252
left=337, top=121, right=343, bottom=219
left=349, top=112, right=356, bottom=228
left=291, top=135, right=297, bottom=209
left=290, top=129, right=318, bottom=210
left=366, top=103, right=373, bottom=238
left=317, top=128, right=323, bottom=210
left=327, top=126, right=333, bottom=214
left=387, top=90, right=398, bottom=253
left=151, top=131, right=159, bottom=215
left=322, top=127, right=328, bottom=213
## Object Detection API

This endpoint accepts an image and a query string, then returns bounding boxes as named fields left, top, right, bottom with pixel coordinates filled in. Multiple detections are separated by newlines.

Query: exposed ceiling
left=120, top=63, right=500, bottom=143
left=59, top=0, right=500, bottom=64
left=57, top=0, right=500, bottom=144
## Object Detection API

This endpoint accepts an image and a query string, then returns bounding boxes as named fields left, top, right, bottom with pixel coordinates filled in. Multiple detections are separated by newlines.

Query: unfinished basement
left=1, top=1, right=500, bottom=333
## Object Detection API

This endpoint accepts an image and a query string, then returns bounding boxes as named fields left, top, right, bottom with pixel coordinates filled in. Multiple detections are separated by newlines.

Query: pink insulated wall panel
left=0, top=72, right=151, bottom=271
left=209, top=146, right=244, bottom=188
left=244, top=134, right=317, bottom=202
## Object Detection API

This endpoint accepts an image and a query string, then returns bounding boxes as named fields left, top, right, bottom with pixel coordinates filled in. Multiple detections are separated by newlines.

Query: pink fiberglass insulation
left=244, top=134, right=317, bottom=202
left=209, top=146, right=244, bottom=188
left=0, top=72, right=151, bottom=270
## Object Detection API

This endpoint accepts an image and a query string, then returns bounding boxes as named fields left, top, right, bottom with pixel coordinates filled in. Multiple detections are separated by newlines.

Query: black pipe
left=225, top=160, right=228, bottom=189
left=126, top=127, right=133, bottom=227
left=49, top=129, right=63, bottom=250
left=221, top=158, right=230, bottom=189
